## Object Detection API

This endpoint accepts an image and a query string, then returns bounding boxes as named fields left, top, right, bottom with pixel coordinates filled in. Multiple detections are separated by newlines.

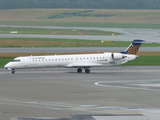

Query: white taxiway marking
left=94, top=81, right=160, bottom=92
left=130, top=84, right=160, bottom=87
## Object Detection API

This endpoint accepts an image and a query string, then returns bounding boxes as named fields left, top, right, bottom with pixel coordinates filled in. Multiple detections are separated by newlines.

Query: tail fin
left=121, top=39, right=146, bottom=55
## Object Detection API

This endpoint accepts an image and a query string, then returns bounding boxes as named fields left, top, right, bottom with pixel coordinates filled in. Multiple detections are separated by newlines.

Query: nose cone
left=4, top=63, right=8, bottom=68
left=4, top=63, right=12, bottom=69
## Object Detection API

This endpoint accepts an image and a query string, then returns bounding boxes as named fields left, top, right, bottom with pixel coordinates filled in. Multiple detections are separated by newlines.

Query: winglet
left=120, top=39, right=154, bottom=55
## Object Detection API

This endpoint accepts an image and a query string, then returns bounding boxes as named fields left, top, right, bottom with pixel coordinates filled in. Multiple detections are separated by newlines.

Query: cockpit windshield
left=11, top=59, right=21, bottom=62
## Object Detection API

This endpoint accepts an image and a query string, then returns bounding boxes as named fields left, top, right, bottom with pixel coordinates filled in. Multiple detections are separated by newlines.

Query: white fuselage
left=4, top=52, right=137, bottom=70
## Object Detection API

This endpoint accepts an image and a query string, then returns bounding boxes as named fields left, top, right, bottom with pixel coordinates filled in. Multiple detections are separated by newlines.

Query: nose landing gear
left=12, top=69, right=15, bottom=74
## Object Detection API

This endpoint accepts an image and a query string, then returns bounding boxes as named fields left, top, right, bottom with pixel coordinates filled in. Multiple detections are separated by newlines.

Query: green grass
left=0, top=38, right=159, bottom=47
left=1, top=9, right=160, bottom=28
left=1, top=21, right=160, bottom=29
left=1, top=56, right=160, bottom=68
left=123, top=56, right=160, bottom=65
left=0, top=27, right=121, bottom=35
left=0, top=58, right=13, bottom=67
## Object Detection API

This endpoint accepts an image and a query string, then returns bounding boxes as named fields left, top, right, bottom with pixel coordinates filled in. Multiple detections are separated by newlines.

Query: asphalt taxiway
left=1, top=26, right=160, bottom=119
left=1, top=25, right=160, bottom=42
left=0, top=66, right=160, bottom=120
left=0, top=47, right=160, bottom=53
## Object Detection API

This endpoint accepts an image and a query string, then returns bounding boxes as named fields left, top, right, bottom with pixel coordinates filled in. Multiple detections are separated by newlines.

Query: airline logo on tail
left=121, top=40, right=146, bottom=55
left=127, top=44, right=141, bottom=55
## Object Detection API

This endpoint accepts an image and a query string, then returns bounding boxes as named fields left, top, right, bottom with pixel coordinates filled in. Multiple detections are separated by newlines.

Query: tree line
left=0, top=0, right=160, bottom=9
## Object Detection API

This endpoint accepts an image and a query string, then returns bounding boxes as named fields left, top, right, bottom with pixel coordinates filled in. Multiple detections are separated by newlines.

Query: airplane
left=4, top=39, right=149, bottom=74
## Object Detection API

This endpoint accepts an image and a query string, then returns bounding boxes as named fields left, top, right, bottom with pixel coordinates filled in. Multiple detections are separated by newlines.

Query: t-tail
left=121, top=39, right=147, bottom=55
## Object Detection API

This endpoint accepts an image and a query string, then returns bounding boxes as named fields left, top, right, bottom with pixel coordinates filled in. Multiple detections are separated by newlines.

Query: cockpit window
left=11, top=59, right=21, bottom=62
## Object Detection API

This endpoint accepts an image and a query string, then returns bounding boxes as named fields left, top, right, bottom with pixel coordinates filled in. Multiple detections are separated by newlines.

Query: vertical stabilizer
left=121, top=39, right=146, bottom=55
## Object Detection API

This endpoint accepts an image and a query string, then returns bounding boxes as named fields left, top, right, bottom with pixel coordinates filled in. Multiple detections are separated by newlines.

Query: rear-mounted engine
left=111, top=53, right=126, bottom=60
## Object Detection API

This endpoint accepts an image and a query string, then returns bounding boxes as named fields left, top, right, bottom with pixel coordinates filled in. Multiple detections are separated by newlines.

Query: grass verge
left=0, top=58, right=13, bottom=67
left=1, top=21, right=160, bottom=29
left=1, top=9, right=160, bottom=28
left=0, top=27, right=121, bottom=35
left=123, top=56, right=160, bottom=66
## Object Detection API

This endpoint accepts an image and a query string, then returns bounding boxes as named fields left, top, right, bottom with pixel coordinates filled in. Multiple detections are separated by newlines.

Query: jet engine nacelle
left=111, top=53, right=126, bottom=60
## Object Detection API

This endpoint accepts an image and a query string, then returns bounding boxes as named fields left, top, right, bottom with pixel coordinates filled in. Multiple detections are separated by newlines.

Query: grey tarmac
left=0, top=66, right=160, bottom=119
left=0, top=26, right=160, bottom=43
left=1, top=26, right=160, bottom=119
left=0, top=47, right=159, bottom=53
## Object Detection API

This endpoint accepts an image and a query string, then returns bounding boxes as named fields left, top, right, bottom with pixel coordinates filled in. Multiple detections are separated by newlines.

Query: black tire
left=85, top=69, right=90, bottom=73
left=77, top=68, right=82, bottom=73
left=12, top=69, right=15, bottom=74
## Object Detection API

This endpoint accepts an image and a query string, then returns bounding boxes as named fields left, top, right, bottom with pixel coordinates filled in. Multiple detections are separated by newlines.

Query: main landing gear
left=77, top=68, right=82, bottom=73
left=77, top=68, right=90, bottom=73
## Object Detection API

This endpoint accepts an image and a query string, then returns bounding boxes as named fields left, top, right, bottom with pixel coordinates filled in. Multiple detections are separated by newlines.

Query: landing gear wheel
left=12, top=69, right=15, bottom=74
left=85, top=68, right=90, bottom=73
left=77, top=68, right=82, bottom=73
